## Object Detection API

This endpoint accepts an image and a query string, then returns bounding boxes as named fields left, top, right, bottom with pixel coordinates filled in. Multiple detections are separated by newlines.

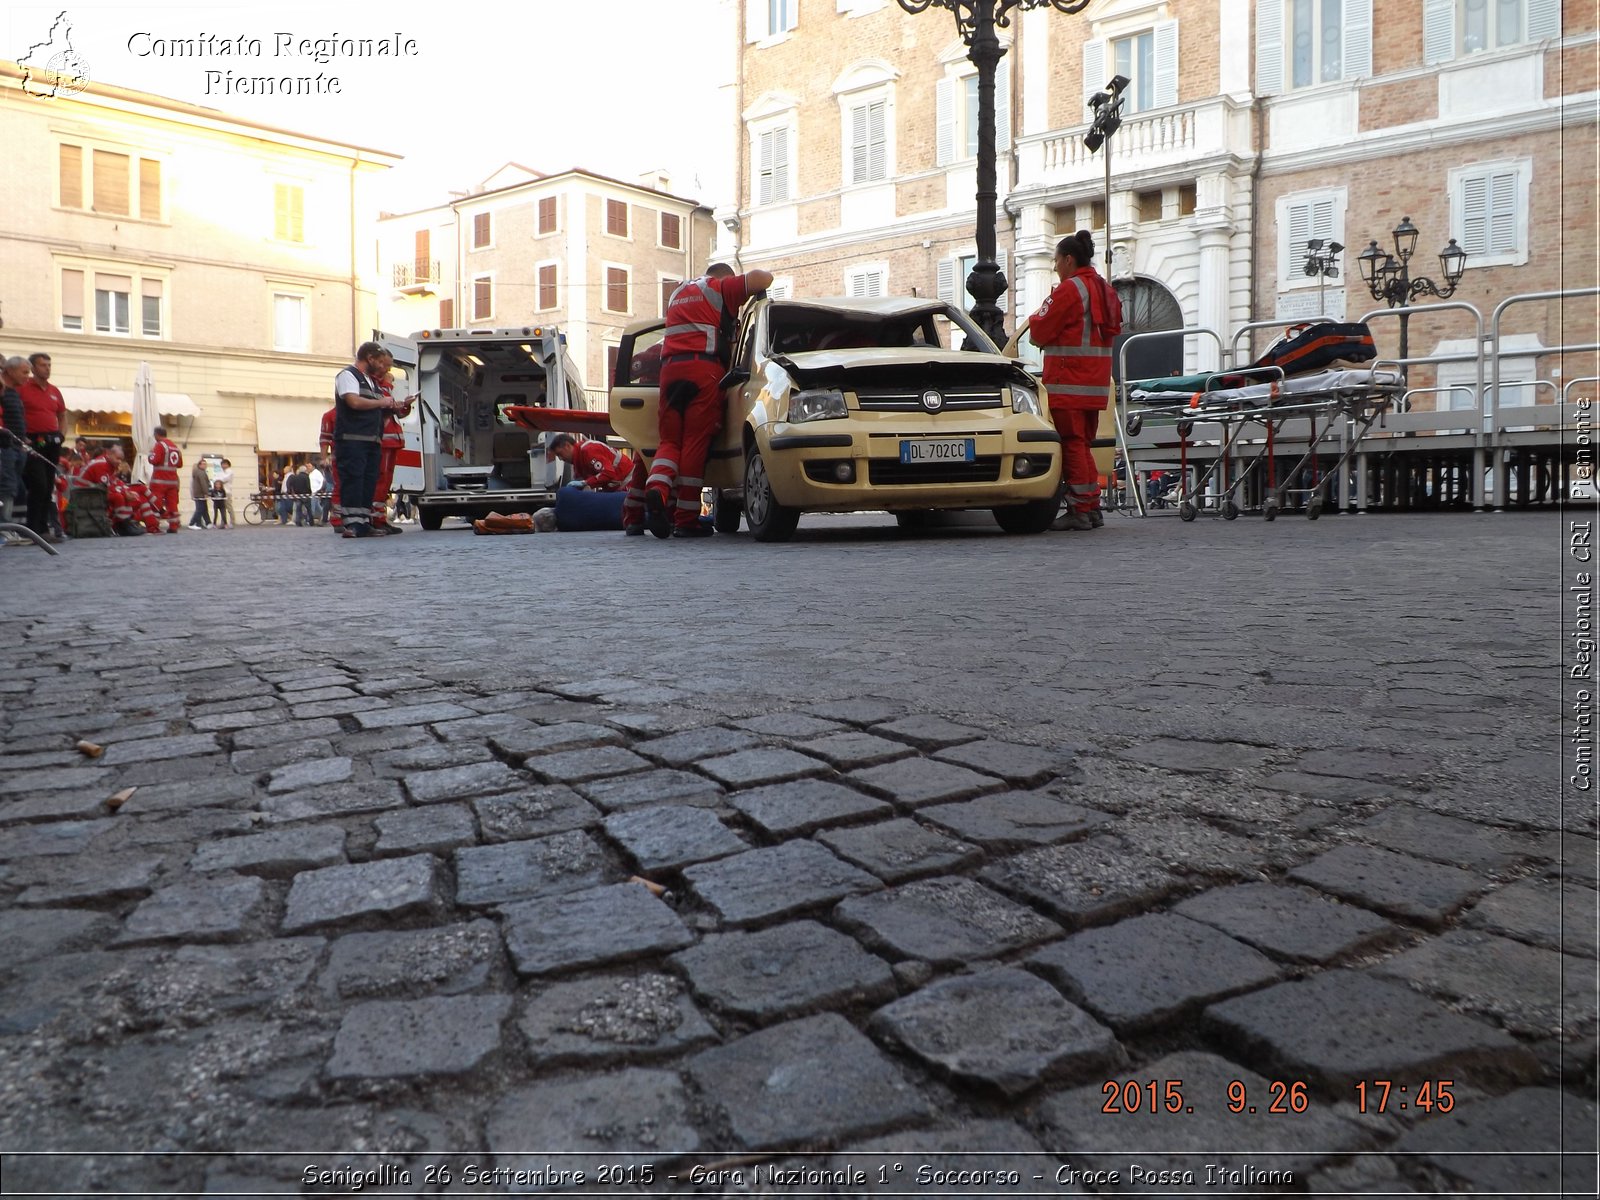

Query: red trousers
left=150, top=482, right=180, bottom=532
left=1052, top=406, right=1102, bottom=513
left=372, top=446, right=398, bottom=527
left=650, top=361, right=724, bottom=530
left=325, top=456, right=342, bottom=527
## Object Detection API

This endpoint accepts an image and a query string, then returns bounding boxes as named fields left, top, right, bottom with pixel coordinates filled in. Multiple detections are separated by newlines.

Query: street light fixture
left=1303, top=237, right=1343, bottom=316
left=1358, top=215, right=1468, bottom=369
left=896, top=0, right=1095, bottom=345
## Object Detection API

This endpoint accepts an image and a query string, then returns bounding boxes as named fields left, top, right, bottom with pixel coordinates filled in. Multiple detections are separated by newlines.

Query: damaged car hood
left=772, top=347, right=1033, bottom=390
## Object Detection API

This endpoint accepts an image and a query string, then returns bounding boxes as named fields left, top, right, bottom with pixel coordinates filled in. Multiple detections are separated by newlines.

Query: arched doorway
left=1112, top=276, right=1185, bottom=382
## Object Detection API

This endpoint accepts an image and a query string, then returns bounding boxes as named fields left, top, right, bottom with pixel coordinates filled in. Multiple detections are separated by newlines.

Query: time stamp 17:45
left=1101, top=1078, right=1455, bottom=1115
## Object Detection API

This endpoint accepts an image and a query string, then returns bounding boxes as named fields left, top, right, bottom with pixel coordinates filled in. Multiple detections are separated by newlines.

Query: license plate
left=899, top=438, right=975, bottom=464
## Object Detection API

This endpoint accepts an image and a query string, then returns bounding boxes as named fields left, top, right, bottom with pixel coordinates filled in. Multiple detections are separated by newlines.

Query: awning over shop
left=61, top=388, right=201, bottom=418
left=253, top=397, right=324, bottom=453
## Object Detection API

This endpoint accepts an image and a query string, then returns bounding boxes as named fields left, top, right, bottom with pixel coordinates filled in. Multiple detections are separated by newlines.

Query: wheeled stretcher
left=1120, top=366, right=1404, bottom=521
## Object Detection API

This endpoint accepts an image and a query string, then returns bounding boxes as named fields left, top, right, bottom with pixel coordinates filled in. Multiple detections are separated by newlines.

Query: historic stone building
left=375, top=167, right=716, bottom=405
left=0, top=61, right=399, bottom=493
left=722, top=0, right=1596, bottom=395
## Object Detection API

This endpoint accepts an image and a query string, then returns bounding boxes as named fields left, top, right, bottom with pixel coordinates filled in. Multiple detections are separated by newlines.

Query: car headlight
left=787, top=388, right=848, bottom=423
left=1011, top=383, right=1042, bottom=416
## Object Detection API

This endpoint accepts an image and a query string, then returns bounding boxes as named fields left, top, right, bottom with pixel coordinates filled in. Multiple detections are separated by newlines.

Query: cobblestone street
left=0, top=510, right=1594, bottom=1197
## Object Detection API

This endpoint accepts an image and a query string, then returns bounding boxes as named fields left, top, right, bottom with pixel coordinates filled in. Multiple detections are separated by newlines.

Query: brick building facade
left=376, top=167, right=715, bottom=404
left=723, top=0, right=1596, bottom=400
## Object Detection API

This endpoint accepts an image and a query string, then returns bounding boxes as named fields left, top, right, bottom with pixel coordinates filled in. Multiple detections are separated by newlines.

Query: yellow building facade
left=0, top=62, right=399, bottom=496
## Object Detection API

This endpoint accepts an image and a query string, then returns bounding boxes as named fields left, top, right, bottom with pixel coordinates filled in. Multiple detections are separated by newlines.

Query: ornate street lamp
left=1302, top=237, right=1343, bottom=316
left=1358, top=215, right=1467, bottom=370
left=897, top=0, right=1096, bottom=345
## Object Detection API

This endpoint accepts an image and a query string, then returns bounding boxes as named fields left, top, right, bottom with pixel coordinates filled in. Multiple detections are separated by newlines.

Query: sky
left=7, top=0, right=734, bottom=214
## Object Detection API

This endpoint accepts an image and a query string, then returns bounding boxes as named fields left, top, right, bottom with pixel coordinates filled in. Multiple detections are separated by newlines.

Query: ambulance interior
left=429, top=339, right=586, bottom=491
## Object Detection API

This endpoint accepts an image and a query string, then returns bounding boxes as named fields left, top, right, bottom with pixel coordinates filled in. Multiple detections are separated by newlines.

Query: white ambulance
left=375, top=325, right=590, bottom=530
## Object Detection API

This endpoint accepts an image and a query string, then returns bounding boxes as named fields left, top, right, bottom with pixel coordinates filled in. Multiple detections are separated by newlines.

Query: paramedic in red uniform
left=547, top=432, right=634, bottom=492
left=319, top=406, right=340, bottom=529
left=146, top=425, right=183, bottom=533
left=80, top=444, right=150, bottom=535
left=641, top=263, right=773, bottom=539
left=369, top=352, right=410, bottom=535
left=1028, top=230, right=1123, bottom=532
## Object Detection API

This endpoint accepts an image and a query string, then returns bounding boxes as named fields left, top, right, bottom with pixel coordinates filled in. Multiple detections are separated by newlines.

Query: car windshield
left=765, top=301, right=999, bottom=357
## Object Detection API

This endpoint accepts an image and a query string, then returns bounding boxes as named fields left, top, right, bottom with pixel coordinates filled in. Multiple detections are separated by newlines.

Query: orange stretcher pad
left=504, top=406, right=617, bottom=437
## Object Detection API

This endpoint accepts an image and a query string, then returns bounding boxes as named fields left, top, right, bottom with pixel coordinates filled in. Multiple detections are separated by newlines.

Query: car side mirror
left=719, top=368, right=751, bottom=390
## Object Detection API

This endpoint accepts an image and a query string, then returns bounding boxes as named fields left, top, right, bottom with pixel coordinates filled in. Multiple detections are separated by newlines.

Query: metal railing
left=393, top=260, right=442, bottom=288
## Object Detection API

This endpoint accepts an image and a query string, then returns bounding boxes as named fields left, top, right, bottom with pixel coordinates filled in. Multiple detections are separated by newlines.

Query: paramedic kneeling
left=333, top=342, right=402, bottom=539
left=1028, top=230, right=1123, bottom=532
left=548, top=432, right=634, bottom=492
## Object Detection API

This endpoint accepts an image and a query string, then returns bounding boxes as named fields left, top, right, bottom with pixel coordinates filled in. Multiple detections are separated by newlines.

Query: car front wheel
left=743, top=447, right=800, bottom=542
left=992, top=497, right=1057, bottom=534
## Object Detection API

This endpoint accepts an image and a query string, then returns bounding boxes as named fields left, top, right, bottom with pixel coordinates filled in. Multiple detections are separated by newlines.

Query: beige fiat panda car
left=608, top=295, right=1062, bottom=541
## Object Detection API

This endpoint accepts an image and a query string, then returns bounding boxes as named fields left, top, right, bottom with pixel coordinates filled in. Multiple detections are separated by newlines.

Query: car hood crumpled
left=775, top=346, right=1014, bottom=374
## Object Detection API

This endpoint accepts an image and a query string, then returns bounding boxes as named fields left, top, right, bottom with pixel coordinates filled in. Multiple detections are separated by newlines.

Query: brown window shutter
left=607, top=199, right=628, bottom=237
left=661, top=278, right=679, bottom=314
left=474, top=213, right=491, bottom=247
left=474, top=277, right=491, bottom=319
left=661, top=212, right=681, bottom=249
left=538, top=196, right=556, bottom=233
left=607, top=267, right=628, bottom=312
left=139, top=158, right=161, bottom=219
left=439, top=298, right=454, bottom=327
left=414, top=228, right=430, bottom=274
left=538, top=263, right=557, bottom=309
left=93, top=150, right=130, bottom=215
left=59, top=145, right=83, bottom=208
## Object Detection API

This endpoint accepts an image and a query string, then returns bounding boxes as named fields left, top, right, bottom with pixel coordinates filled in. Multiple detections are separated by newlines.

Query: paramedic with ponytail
left=1028, top=230, right=1122, bottom=531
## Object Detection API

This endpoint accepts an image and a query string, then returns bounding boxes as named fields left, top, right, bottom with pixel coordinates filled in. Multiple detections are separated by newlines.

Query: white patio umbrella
left=131, top=361, right=158, bottom=486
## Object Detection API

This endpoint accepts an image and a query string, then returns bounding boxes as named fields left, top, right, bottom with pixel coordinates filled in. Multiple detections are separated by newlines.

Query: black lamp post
left=1357, top=216, right=1468, bottom=370
left=1303, top=237, right=1343, bottom=315
left=897, top=0, right=1095, bottom=345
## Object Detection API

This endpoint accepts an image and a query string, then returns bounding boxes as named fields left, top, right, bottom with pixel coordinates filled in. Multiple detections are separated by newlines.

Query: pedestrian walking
left=1027, top=230, right=1123, bottom=532
left=632, top=263, right=772, bottom=539
left=287, top=463, right=314, bottom=525
left=189, top=459, right=211, bottom=528
left=332, top=342, right=403, bottom=538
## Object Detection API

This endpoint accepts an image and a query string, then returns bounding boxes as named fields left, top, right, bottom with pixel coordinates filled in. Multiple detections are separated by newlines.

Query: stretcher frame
left=1120, top=363, right=1404, bottom=522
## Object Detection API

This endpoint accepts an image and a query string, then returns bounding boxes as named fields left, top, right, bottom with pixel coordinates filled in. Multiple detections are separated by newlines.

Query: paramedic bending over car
left=634, top=263, right=774, bottom=539
left=1028, top=230, right=1122, bottom=532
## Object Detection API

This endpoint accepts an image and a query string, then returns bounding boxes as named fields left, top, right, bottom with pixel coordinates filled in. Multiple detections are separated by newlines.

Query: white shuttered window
left=849, top=99, right=887, bottom=184
left=757, top=127, right=791, bottom=205
left=1257, top=0, right=1372, bottom=95
left=1451, top=160, right=1530, bottom=265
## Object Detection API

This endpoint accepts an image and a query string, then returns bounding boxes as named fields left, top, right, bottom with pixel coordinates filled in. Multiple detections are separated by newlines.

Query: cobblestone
left=325, top=994, right=512, bottom=1079
left=682, top=840, right=879, bottom=925
left=671, top=920, right=896, bottom=1022
left=0, top=511, right=1578, bottom=1191
left=687, top=1013, right=932, bottom=1149
left=726, top=778, right=890, bottom=836
left=869, top=966, right=1123, bottom=1095
left=453, top=831, right=613, bottom=907
left=281, top=855, right=442, bottom=933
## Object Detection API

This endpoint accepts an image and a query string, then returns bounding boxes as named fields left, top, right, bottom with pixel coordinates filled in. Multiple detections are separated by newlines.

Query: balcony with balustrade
left=392, top=260, right=443, bottom=294
left=1012, top=96, right=1255, bottom=201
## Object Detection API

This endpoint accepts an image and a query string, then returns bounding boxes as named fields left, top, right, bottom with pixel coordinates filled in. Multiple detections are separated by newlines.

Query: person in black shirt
left=286, top=463, right=314, bottom=525
left=332, top=342, right=401, bottom=539
left=0, top=357, right=31, bottom=533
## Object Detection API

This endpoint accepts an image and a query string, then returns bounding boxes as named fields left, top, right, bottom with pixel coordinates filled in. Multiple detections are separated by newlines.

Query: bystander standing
left=212, top=459, right=233, bottom=528
left=189, top=458, right=211, bottom=528
left=19, top=352, right=66, bottom=542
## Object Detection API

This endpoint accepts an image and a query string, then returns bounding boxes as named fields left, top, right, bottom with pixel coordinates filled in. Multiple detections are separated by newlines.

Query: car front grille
left=854, top=387, right=1005, bottom=412
left=868, top=456, right=1002, bottom=485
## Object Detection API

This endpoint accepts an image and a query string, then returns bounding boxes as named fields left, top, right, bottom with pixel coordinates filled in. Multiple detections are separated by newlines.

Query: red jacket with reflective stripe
left=572, top=438, right=635, bottom=490
left=148, top=437, right=182, bottom=484
left=319, top=408, right=336, bottom=453
left=1029, top=266, right=1122, bottom=412
left=662, top=274, right=749, bottom=360
left=80, top=455, right=121, bottom=489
